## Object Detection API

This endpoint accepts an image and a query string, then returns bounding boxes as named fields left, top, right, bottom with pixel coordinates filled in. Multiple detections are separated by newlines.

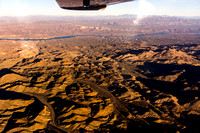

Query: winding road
left=75, top=79, right=131, bottom=116
left=21, top=92, right=71, bottom=133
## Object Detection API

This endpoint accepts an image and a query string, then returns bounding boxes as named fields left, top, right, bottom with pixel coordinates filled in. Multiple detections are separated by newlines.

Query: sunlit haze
left=0, top=0, right=200, bottom=17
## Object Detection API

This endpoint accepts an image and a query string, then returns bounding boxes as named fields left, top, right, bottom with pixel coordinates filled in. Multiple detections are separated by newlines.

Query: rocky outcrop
left=0, top=16, right=200, bottom=132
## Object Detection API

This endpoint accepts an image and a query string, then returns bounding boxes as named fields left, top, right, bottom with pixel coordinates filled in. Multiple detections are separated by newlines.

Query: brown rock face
left=0, top=16, right=200, bottom=132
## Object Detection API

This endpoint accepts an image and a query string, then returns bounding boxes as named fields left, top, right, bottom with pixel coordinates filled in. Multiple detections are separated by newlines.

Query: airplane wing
left=56, top=0, right=134, bottom=10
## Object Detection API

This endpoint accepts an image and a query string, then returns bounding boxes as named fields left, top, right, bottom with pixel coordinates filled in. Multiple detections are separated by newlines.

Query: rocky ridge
left=0, top=37, right=200, bottom=132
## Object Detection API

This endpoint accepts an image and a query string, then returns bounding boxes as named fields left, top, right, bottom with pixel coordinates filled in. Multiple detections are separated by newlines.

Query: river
left=0, top=32, right=167, bottom=41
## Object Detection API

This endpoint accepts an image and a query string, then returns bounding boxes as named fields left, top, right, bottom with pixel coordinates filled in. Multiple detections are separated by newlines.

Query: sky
left=0, top=0, right=200, bottom=17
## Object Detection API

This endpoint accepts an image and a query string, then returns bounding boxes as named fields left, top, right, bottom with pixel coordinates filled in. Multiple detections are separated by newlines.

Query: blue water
left=0, top=32, right=167, bottom=41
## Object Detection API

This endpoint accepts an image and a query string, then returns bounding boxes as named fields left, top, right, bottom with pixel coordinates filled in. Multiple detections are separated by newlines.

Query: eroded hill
left=0, top=16, right=200, bottom=133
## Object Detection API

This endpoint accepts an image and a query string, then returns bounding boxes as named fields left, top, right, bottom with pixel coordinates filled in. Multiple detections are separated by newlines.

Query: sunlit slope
left=0, top=16, right=200, bottom=132
left=0, top=36, right=200, bottom=132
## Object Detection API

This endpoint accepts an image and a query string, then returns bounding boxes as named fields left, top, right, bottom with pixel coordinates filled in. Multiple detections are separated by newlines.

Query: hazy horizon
left=0, top=14, right=200, bottom=19
left=0, top=0, right=200, bottom=17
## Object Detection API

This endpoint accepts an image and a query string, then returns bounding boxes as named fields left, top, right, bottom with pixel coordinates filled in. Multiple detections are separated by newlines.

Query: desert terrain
left=0, top=16, right=200, bottom=132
